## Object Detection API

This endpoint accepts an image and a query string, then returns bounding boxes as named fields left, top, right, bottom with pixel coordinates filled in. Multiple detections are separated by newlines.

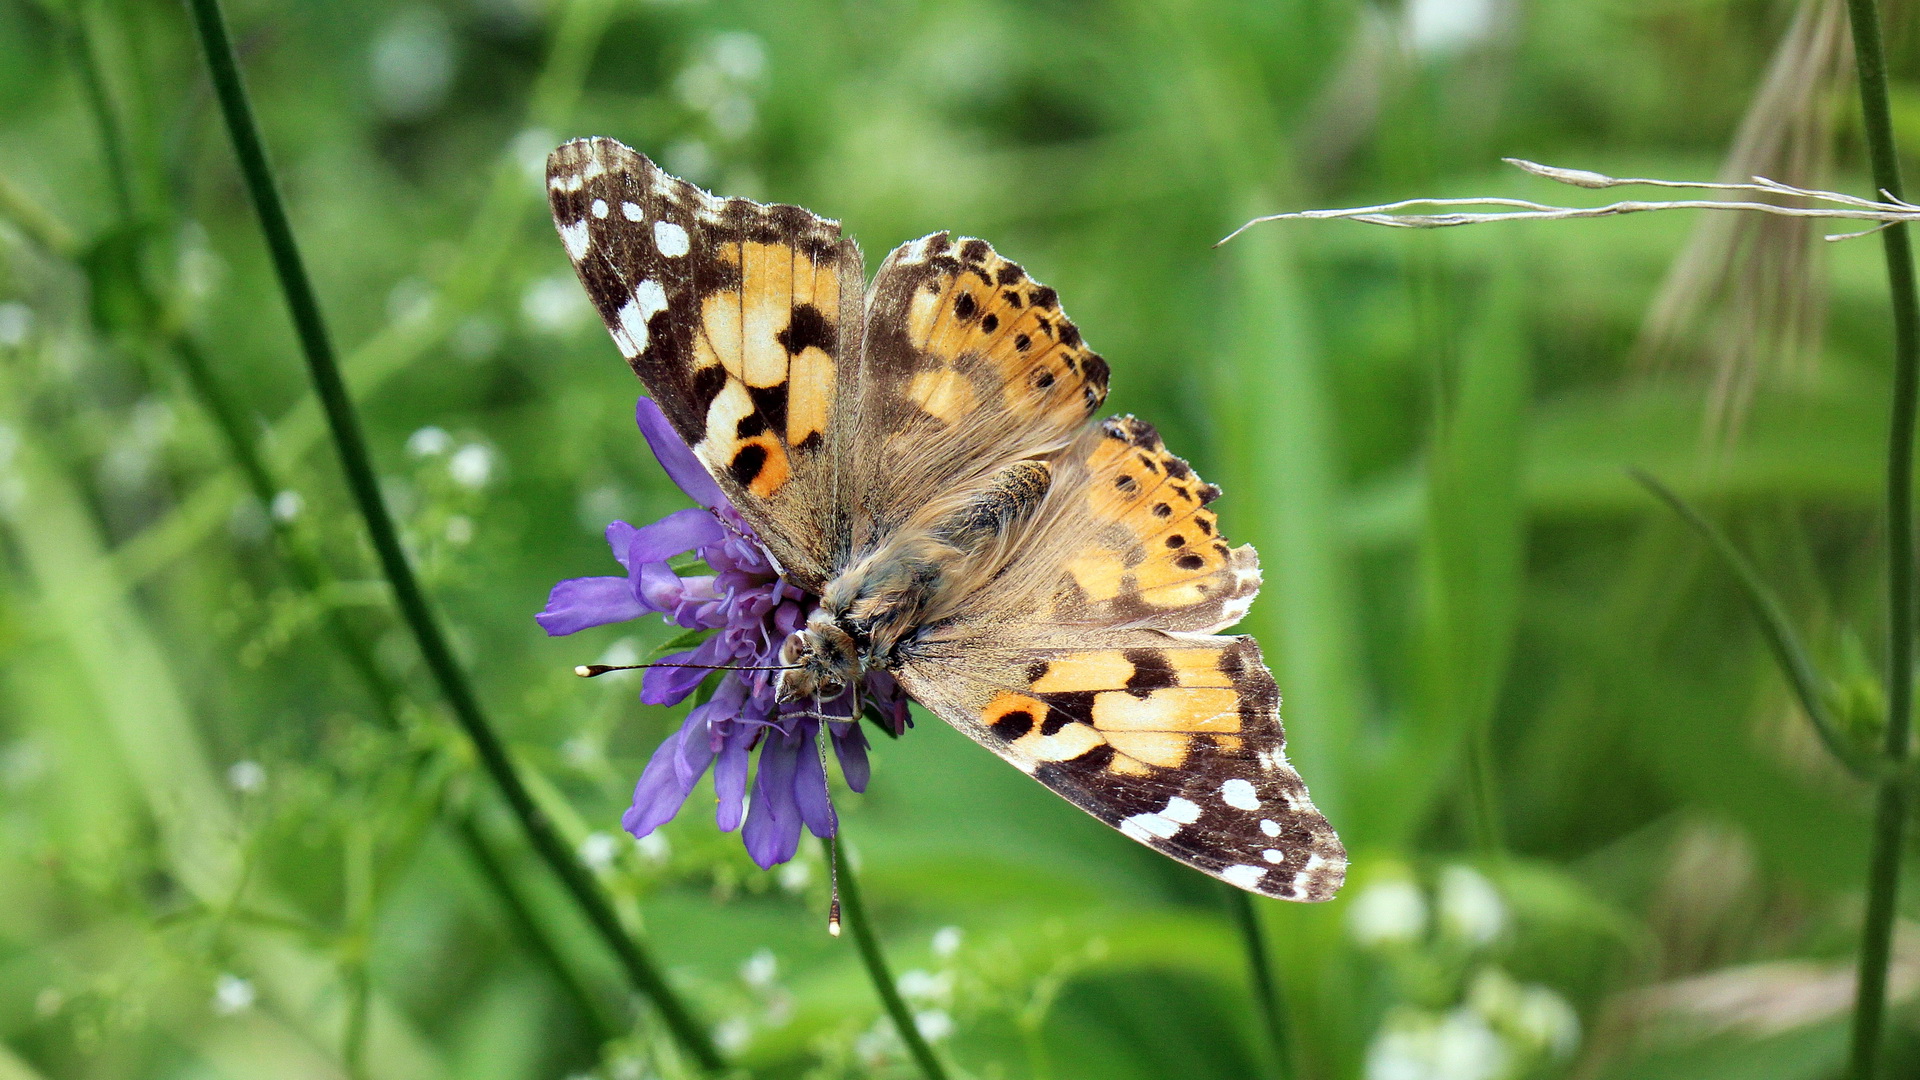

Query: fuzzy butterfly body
left=548, top=137, right=1345, bottom=901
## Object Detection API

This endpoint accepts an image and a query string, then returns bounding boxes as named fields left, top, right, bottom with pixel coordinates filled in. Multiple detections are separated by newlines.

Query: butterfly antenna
left=574, top=661, right=801, bottom=677
left=815, top=704, right=842, bottom=937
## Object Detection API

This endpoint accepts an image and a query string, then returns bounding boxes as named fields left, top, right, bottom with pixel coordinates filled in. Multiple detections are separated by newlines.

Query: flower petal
left=535, top=576, right=646, bottom=636
left=637, top=397, right=727, bottom=509
left=622, top=712, right=714, bottom=838
left=624, top=507, right=727, bottom=567
left=831, top=721, right=871, bottom=793
left=714, top=735, right=752, bottom=832
left=743, top=731, right=803, bottom=868
left=793, top=726, right=837, bottom=839
left=641, top=635, right=730, bottom=706
left=607, top=521, right=639, bottom=570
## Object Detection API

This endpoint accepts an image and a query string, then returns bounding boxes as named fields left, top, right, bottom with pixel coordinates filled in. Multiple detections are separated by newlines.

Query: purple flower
left=537, top=398, right=908, bottom=868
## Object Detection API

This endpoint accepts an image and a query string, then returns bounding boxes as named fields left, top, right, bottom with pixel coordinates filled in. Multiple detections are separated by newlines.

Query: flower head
left=538, top=398, right=908, bottom=867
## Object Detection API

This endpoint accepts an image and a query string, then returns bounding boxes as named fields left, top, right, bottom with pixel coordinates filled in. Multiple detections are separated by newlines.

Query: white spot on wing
left=1221, top=778, right=1261, bottom=811
left=608, top=278, right=669, bottom=359
left=591, top=198, right=609, bottom=219
left=1263, top=849, right=1285, bottom=863
left=1220, top=864, right=1266, bottom=890
left=654, top=220, right=690, bottom=256
left=622, top=201, right=644, bottom=221
left=1119, top=812, right=1180, bottom=841
left=559, top=219, right=591, bottom=260
left=1260, top=819, right=1280, bottom=837
left=1162, top=796, right=1202, bottom=824
left=549, top=172, right=583, bottom=192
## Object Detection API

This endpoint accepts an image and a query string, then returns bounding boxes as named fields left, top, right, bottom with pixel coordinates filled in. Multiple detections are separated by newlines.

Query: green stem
left=1227, top=888, right=1295, bottom=1080
left=825, top=835, right=949, bottom=1080
left=1844, top=0, right=1920, bottom=1076
left=180, top=0, right=723, bottom=1070
left=69, top=1, right=136, bottom=221
left=456, top=815, right=618, bottom=1043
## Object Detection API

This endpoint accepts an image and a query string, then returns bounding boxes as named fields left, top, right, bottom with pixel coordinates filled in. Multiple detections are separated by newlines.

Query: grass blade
left=1631, top=469, right=1872, bottom=779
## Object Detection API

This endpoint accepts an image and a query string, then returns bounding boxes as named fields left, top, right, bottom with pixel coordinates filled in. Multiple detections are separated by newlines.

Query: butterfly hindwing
left=897, top=629, right=1345, bottom=901
left=1048, top=417, right=1261, bottom=633
left=547, top=138, right=864, bottom=587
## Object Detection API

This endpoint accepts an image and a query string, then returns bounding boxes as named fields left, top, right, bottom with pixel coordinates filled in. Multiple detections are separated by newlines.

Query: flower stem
left=180, top=0, right=723, bottom=1070
left=825, top=834, right=949, bottom=1080
left=1227, top=888, right=1295, bottom=1080
left=1844, top=0, right=1920, bottom=1075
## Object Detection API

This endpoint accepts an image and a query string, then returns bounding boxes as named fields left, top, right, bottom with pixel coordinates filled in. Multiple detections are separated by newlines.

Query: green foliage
left=4, top=0, right=1920, bottom=1077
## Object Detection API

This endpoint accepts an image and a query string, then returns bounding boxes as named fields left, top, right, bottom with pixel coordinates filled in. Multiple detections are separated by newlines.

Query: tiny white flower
left=226, top=760, right=267, bottom=794
left=931, top=925, right=963, bottom=959
left=270, top=489, right=303, bottom=522
left=913, top=1009, right=954, bottom=1042
left=578, top=831, right=618, bottom=871
left=1365, top=1007, right=1506, bottom=1080
left=0, top=302, right=31, bottom=347
left=776, top=858, right=811, bottom=892
left=451, top=315, right=502, bottom=361
left=708, top=32, right=766, bottom=81
left=511, top=127, right=556, bottom=184
left=560, top=735, right=598, bottom=767
left=448, top=444, right=495, bottom=489
left=635, top=831, right=670, bottom=863
left=444, top=514, right=474, bottom=545
left=897, top=968, right=952, bottom=1005
left=370, top=6, right=456, bottom=120
left=212, top=974, right=256, bottom=1015
left=407, top=425, right=452, bottom=457
left=385, top=277, right=435, bottom=325
left=663, top=140, right=715, bottom=183
left=713, top=1016, right=752, bottom=1054
left=1437, top=865, right=1506, bottom=946
left=1348, top=877, right=1428, bottom=947
left=710, top=95, right=756, bottom=140
left=521, top=273, right=592, bottom=334
left=1405, top=0, right=1499, bottom=56
left=740, top=948, right=777, bottom=989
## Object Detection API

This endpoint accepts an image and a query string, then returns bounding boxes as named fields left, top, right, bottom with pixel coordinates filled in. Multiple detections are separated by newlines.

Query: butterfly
left=546, top=137, right=1345, bottom=901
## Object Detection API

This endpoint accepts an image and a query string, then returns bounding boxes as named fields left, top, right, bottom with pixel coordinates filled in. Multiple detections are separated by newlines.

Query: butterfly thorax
left=775, top=459, right=1056, bottom=704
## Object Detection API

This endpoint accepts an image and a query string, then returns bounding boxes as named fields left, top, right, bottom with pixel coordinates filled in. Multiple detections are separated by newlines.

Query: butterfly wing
left=893, top=420, right=1344, bottom=901
left=547, top=138, right=865, bottom=588
left=847, top=233, right=1112, bottom=545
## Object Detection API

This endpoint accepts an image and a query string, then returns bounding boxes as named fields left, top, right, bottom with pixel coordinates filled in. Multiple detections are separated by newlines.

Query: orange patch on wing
left=740, top=241, right=792, bottom=387
left=1030, top=651, right=1135, bottom=693
left=1103, top=730, right=1193, bottom=769
left=908, top=367, right=975, bottom=423
left=1092, top=688, right=1242, bottom=734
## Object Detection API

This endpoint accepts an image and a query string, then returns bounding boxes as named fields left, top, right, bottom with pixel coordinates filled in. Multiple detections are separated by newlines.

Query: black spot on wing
left=1122, top=649, right=1178, bottom=697
left=778, top=303, right=834, bottom=356
left=747, top=383, right=789, bottom=437
left=729, top=444, right=768, bottom=486
left=1039, top=690, right=1097, bottom=734
left=991, top=710, right=1035, bottom=740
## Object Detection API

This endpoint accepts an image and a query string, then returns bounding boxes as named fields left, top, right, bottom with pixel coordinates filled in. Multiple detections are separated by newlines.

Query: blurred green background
left=4, top=0, right=1920, bottom=1076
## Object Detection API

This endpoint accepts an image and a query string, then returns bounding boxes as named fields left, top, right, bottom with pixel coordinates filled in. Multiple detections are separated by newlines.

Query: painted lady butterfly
left=547, top=138, right=1345, bottom=901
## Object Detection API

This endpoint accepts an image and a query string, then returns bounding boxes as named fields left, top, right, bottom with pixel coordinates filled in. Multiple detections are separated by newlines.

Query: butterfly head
left=775, top=610, right=863, bottom=704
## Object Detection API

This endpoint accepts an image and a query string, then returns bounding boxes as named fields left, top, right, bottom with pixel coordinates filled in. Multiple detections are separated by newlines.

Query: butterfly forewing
left=547, top=138, right=865, bottom=588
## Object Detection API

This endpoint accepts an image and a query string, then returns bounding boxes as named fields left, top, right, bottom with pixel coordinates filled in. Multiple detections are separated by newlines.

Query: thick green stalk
left=1844, top=0, right=1920, bottom=1075
left=825, top=835, right=949, bottom=1080
left=179, top=0, right=723, bottom=1070
left=1227, top=888, right=1295, bottom=1080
